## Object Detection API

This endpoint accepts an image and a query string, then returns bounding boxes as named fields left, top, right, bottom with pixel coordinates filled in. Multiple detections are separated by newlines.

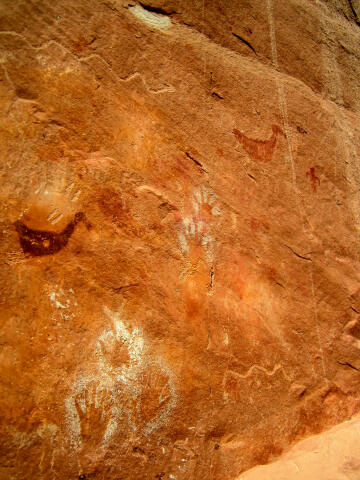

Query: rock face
left=238, top=413, right=360, bottom=479
left=1, top=1, right=360, bottom=479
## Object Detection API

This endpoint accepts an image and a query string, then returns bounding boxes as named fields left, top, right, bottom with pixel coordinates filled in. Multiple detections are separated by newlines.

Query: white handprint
left=178, top=185, right=221, bottom=260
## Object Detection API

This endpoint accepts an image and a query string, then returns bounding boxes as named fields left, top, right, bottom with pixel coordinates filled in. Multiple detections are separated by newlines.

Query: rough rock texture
left=238, top=413, right=360, bottom=479
left=1, top=1, right=360, bottom=479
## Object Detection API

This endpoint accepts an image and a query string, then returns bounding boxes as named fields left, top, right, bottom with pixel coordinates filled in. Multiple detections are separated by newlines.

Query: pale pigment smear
left=48, top=287, right=77, bottom=321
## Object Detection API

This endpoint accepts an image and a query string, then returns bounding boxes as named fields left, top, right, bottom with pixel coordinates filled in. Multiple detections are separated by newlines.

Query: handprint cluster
left=66, top=305, right=177, bottom=449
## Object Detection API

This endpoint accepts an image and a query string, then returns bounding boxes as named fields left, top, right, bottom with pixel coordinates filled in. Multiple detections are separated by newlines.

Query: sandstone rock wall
left=1, top=1, right=360, bottom=479
left=238, top=413, right=360, bottom=479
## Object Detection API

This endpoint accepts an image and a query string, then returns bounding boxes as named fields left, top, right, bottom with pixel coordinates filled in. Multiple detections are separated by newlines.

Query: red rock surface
left=1, top=1, right=360, bottom=479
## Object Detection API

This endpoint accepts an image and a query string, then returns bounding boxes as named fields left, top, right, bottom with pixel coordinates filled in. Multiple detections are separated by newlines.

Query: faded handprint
left=181, top=216, right=212, bottom=251
left=192, top=185, right=221, bottom=221
left=97, top=306, right=145, bottom=383
left=74, top=382, right=112, bottom=448
left=97, top=326, right=130, bottom=374
left=177, top=185, right=220, bottom=261
left=138, top=367, right=172, bottom=426
left=177, top=186, right=221, bottom=342
left=135, top=364, right=177, bottom=436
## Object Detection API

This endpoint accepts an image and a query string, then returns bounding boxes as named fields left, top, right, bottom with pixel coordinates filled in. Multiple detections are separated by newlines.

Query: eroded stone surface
left=238, top=413, right=360, bottom=479
left=1, top=1, right=360, bottom=479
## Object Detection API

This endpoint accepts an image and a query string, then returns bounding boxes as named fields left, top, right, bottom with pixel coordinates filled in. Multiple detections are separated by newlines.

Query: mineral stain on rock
left=13, top=212, right=86, bottom=256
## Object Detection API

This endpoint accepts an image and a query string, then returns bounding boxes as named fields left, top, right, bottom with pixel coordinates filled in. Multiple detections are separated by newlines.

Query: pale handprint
left=97, top=307, right=145, bottom=382
left=178, top=185, right=221, bottom=261
left=179, top=187, right=219, bottom=338
left=178, top=214, right=212, bottom=263
left=192, top=185, right=221, bottom=221
left=182, top=216, right=211, bottom=249
left=74, top=382, right=112, bottom=448
left=97, top=327, right=130, bottom=374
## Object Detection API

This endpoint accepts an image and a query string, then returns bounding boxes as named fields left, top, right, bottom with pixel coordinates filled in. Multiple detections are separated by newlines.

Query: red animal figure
left=233, top=124, right=284, bottom=162
left=306, top=167, right=320, bottom=193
